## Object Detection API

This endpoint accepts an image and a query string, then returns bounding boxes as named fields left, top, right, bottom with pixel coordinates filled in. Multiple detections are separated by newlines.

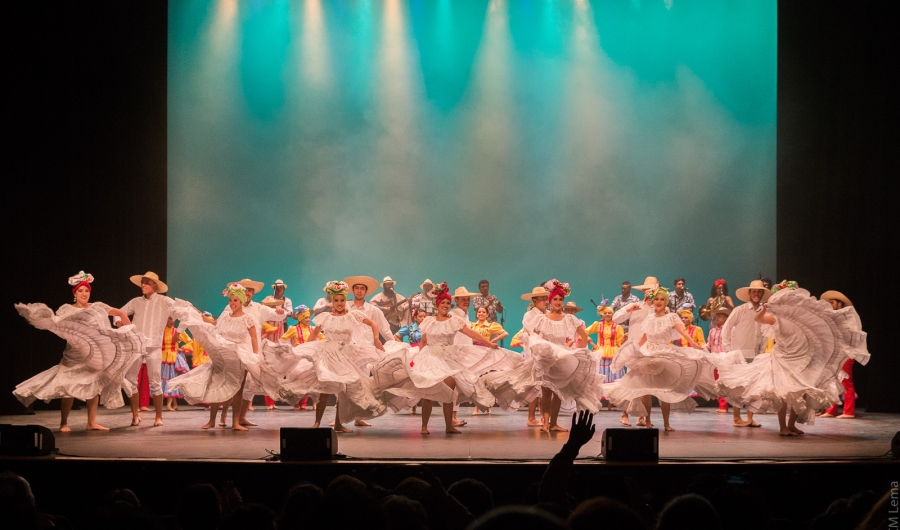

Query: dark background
left=2, top=1, right=895, bottom=414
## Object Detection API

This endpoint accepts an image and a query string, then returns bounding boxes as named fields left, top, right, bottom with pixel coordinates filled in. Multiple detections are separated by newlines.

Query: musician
left=408, top=279, right=437, bottom=317
left=473, top=280, right=504, bottom=323
left=667, top=278, right=695, bottom=314
left=610, top=281, right=642, bottom=332
left=705, top=279, right=735, bottom=314
left=370, top=276, right=407, bottom=334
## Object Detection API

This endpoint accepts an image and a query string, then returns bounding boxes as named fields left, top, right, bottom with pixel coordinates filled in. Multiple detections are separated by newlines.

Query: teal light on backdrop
left=168, top=0, right=776, bottom=329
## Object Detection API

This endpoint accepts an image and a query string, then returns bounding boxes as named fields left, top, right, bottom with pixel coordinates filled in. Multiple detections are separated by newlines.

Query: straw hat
left=130, top=271, right=168, bottom=293
left=452, top=286, right=479, bottom=298
left=735, top=280, right=773, bottom=303
left=235, top=278, right=264, bottom=292
left=271, top=279, right=288, bottom=290
left=420, top=278, right=435, bottom=291
left=631, top=276, right=659, bottom=291
left=821, top=290, right=852, bottom=307
left=344, top=276, right=379, bottom=294
left=563, top=301, right=583, bottom=313
left=382, top=276, right=396, bottom=286
left=521, top=286, right=551, bottom=300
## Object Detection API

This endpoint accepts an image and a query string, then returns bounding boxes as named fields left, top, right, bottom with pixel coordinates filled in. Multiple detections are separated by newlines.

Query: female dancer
left=584, top=305, right=629, bottom=424
left=393, top=309, right=425, bottom=414
left=167, top=284, right=259, bottom=431
left=161, top=317, right=188, bottom=411
left=373, top=283, right=502, bottom=434
left=260, top=281, right=388, bottom=432
left=14, top=271, right=140, bottom=432
left=713, top=282, right=862, bottom=436
left=280, top=305, right=321, bottom=410
left=605, top=286, right=714, bottom=431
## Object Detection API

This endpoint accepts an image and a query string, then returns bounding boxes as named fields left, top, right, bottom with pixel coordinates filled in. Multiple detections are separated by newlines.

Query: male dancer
left=118, top=271, right=176, bottom=427
left=218, top=278, right=287, bottom=426
left=820, top=290, right=860, bottom=418
left=721, top=279, right=772, bottom=427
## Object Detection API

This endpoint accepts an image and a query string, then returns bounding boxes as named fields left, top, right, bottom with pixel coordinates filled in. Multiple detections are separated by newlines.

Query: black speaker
left=0, top=424, right=56, bottom=456
left=280, top=427, right=337, bottom=461
left=600, top=428, right=658, bottom=462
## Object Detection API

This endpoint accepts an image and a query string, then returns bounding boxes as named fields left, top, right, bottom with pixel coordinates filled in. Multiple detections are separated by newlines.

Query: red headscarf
left=71, top=281, right=92, bottom=295
left=433, top=282, right=452, bottom=306
left=545, top=279, right=571, bottom=301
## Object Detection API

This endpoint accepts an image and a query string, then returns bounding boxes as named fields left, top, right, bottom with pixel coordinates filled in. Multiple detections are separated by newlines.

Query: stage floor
left=2, top=406, right=895, bottom=463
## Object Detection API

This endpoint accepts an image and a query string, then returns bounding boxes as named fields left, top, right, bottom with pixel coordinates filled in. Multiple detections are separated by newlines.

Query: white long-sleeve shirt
left=120, top=293, right=176, bottom=348
left=722, top=303, right=766, bottom=360
left=450, top=307, right=473, bottom=345
left=613, top=302, right=651, bottom=341
left=348, top=300, right=393, bottom=343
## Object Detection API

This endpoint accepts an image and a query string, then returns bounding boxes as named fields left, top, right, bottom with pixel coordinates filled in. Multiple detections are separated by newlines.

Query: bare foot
left=526, top=418, right=542, bottom=427
left=333, top=425, right=352, bottom=433
left=139, top=406, right=152, bottom=412
left=636, top=417, right=646, bottom=427
left=354, top=420, right=371, bottom=427
left=218, top=421, right=227, bottom=427
left=453, top=419, right=467, bottom=427
left=540, top=426, right=549, bottom=433
left=239, top=420, right=258, bottom=427
left=748, top=421, right=762, bottom=428
left=664, top=425, right=675, bottom=432
left=267, top=405, right=277, bottom=410
left=329, top=421, right=335, bottom=426
left=620, top=416, right=631, bottom=426
left=166, top=405, right=176, bottom=412
left=248, top=405, right=255, bottom=411
left=131, top=417, right=141, bottom=426
left=819, top=412, right=835, bottom=418
left=202, top=422, right=215, bottom=430
left=233, top=424, right=249, bottom=431
left=608, top=406, right=617, bottom=411
left=445, top=427, right=462, bottom=434
left=421, top=426, right=430, bottom=434
left=410, top=407, right=417, bottom=415
left=779, top=427, right=799, bottom=436
left=645, top=422, right=654, bottom=429
left=312, top=422, right=320, bottom=428
left=837, top=414, right=855, bottom=419
left=486, top=408, right=491, bottom=415
left=733, top=420, right=749, bottom=427
left=472, top=408, right=480, bottom=416
left=59, top=425, right=72, bottom=433
left=789, top=426, right=804, bottom=435
left=549, top=425, right=568, bottom=432
left=717, top=408, right=729, bottom=413
left=153, top=418, right=164, bottom=426
left=86, top=423, right=109, bottom=431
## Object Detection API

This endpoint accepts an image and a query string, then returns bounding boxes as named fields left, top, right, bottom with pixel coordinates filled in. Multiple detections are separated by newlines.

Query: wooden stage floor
left=2, top=406, right=896, bottom=463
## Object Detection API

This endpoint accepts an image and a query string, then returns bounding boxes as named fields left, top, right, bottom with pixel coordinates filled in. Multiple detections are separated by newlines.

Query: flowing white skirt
left=14, top=303, right=141, bottom=409
left=604, top=341, right=717, bottom=416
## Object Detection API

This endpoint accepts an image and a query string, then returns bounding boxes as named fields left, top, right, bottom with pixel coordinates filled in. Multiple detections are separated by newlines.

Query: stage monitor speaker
left=280, top=427, right=337, bottom=461
left=0, top=424, right=56, bottom=456
left=600, top=428, right=658, bottom=462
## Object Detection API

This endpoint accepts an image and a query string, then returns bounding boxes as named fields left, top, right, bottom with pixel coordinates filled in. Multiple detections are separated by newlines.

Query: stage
left=1, top=406, right=895, bottom=462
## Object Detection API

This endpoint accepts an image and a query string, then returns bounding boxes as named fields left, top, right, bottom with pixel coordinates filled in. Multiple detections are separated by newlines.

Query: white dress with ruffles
left=371, top=316, right=500, bottom=410
left=604, top=312, right=717, bottom=416
left=483, top=313, right=604, bottom=413
left=712, top=288, right=866, bottom=424
left=261, top=310, right=390, bottom=424
left=166, top=302, right=256, bottom=404
left=14, top=302, right=142, bottom=409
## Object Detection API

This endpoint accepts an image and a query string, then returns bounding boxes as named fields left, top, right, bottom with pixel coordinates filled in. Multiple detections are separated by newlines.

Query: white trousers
left=126, top=347, right=163, bottom=396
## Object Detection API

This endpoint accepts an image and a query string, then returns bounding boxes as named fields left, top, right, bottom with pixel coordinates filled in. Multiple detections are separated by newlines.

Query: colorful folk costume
left=820, top=291, right=870, bottom=418
left=258, top=281, right=394, bottom=423
left=395, top=321, right=423, bottom=347
left=484, top=281, right=605, bottom=413
left=605, top=286, right=718, bottom=417
left=712, top=283, right=869, bottom=426
left=372, top=283, right=513, bottom=412
left=161, top=323, right=188, bottom=399
left=584, top=306, right=625, bottom=384
left=166, top=287, right=258, bottom=405
left=14, top=272, right=142, bottom=409
left=706, top=306, right=732, bottom=411
left=179, top=331, right=209, bottom=368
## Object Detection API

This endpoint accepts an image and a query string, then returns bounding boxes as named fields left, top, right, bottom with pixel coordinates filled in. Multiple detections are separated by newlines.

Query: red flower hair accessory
left=432, top=282, right=452, bottom=305
left=714, top=279, right=726, bottom=288
left=544, top=279, right=571, bottom=301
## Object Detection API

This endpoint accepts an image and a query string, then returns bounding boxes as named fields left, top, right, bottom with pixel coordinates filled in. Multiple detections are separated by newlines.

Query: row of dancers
left=14, top=271, right=870, bottom=436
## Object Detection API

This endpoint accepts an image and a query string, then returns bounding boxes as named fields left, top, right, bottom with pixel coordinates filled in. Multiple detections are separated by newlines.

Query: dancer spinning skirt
left=605, top=285, right=716, bottom=430
left=713, top=282, right=868, bottom=435
left=372, top=283, right=507, bottom=434
left=260, top=281, right=391, bottom=432
left=14, top=271, right=142, bottom=430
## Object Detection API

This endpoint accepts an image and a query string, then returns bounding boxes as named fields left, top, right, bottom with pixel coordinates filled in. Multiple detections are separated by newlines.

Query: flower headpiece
left=644, top=284, right=667, bottom=301
left=714, top=279, right=726, bottom=288
left=544, top=279, right=571, bottom=301
left=323, top=280, right=350, bottom=297
left=222, top=283, right=247, bottom=304
left=596, top=298, right=610, bottom=315
left=431, top=282, right=452, bottom=305
left=295, top=304, right=310, bottom=319
left=771, top=280, right=798, bottom=293
left=68, top=270, right=94, bottom=294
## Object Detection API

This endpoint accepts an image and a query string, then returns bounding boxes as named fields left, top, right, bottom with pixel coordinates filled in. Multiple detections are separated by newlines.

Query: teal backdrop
left=168, top=0, right=776, bottom=330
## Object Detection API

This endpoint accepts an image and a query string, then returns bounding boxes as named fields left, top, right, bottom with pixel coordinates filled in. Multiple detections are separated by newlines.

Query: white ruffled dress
left=712, top=288, right=866, bottom=424
left=483, top=313, right=604, bottom=413
left=604, top=312, right=717, bottom=416
left=371, top=316, right=499, bottom=410
left=262, top=310, right=389, bottom=424
left=14, top=302, right=142, bottom=409
left=166, top=302, right=257, bottom=404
